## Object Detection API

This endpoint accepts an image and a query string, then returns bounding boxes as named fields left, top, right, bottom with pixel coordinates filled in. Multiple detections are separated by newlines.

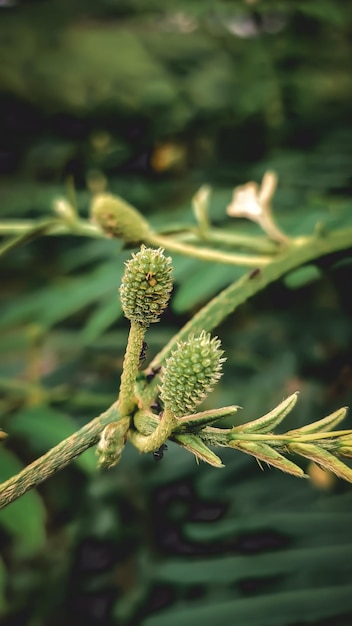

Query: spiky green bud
left=91, top=193, right=151, bottom=243
left=160, top=331, right=225, bottom=417
left=119, top=245, right=173, bottom=326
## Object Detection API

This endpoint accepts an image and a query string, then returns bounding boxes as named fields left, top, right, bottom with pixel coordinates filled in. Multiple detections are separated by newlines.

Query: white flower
left=227, top=171, right=278, bottom=220
left=226, top=171, right=288, bottom=243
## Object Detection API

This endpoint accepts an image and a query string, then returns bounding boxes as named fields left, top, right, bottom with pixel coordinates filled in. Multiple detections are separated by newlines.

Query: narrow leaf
left=82, top=294, right=122, bottom=343
left=174, top=406, right=239, bottom=432
left=173, top=433, right=224, bottom=467
left=184, top=511, right=352, bottom=543
left=284, top=264, right=322, bottom=289
left=235, top=393, right=298, bottom=434
left=144, top=584, right=352, bottom=626
left=289, top=442, right=352, bottom=483
left=156, top=543, right=352, bottom=584
left=230, top=440, right=305, bottom=478
left=288, top=407, right=348, bottom=435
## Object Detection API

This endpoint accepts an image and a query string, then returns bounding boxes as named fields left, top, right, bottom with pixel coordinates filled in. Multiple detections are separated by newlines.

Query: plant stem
left=0, top=219, right=102, bottom=238
left=129, top=408, right=177, bottom=452
left=118, top=321, right=146, bottom=416
left=147, top=232, right=272, bottom=267
left=0, top=403, right=121, bottom=510
left=157, top=226, right=278, bottom=254
left=207, top=430, right=352, bottom=445
left=0, top=218, right=277, bottom=255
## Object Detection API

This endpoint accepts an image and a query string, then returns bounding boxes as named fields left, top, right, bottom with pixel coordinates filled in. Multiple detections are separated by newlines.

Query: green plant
left=0, top=174, right=352, bottom=510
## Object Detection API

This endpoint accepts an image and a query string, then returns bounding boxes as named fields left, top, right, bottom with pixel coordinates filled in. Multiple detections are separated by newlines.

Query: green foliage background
left=0, top=1, right=352, bottom=624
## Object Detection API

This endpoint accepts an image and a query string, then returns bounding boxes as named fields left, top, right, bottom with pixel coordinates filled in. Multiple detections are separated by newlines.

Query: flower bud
left=96, top=419, right=129, bottom=469
left=119, top=245, right=173, bottom=326
left=90, top=193, right=151, bottom=243
left=160, top=331, right=225, bottom=417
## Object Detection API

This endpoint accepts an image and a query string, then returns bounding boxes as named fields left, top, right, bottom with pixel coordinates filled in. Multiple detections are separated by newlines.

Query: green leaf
left=235, top=393, right=298, bottom=434
left=174, top=406, right=239, bottom=432
left=8, top=406, right=96, bottom=474
left=61, top=238, right=119, bottom=272
left=230, top=440, right=306, bottom=478
left=288, top=407, right=348, bottom=435
left=172, top=263, right=243, bottom=313
left=184, top=511, right=352, bottom=544
left=0, top=556, right=7, bottom=611
left=144, top=585, right=352, bottom=626
left=284, top=264, right=322, bottom=289
left=82, top=294, right=122, bottom=343
left=297, top=1, right=345, bottom=25
left=0, top=448, right=46, bottom=556
left=289, top=442, right=352, bottom=483
left=156, top=543, right=352, bottom=584
left=0, top=262, right=122, bottom=330
left=173, top=433, right=224, bottom=467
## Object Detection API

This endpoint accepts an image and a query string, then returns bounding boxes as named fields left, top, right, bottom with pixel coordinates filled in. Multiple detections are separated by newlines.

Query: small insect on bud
left=146, top=365, right=162, bottom=383
left=249, top=267, right=261, bottom=279
left=151, top=400, right=163, bottom=413
left=90, top=193, right=151, bottom=243
left=160, top=330, right=226, bottom=417
left=139, top=341, right=148, bottom=367
left=119, top=246, right=173, bottom=326
left=153, top=443, right=168, bottom=461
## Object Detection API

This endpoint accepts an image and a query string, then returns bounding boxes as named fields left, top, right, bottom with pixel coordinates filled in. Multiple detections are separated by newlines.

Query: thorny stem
left=0, top=403, right=121, bottom=510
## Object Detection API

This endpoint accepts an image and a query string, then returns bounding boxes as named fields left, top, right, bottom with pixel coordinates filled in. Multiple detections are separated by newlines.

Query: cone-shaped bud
left=91, top=193, right=151, bottom=243
left=160, top=331, right=225, bottom=417
left=119, top=245, right=173, bottom=326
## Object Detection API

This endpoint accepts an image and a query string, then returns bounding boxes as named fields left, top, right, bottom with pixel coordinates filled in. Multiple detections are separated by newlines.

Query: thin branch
left=0, top=218, right=103, bottom=238
left=0, top=402, right=121, bottom=510
left=147, top=232, right=272, bottom=267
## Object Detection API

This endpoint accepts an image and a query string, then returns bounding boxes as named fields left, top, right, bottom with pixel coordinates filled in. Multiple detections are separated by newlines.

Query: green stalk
left=129, top=408, right=177, bottom=452
left=147, top=232, right=272, bottom=267
left=118, top=321, right=146, bottom=416
left=0, top=219, right=101, bottom=237
left=157, top=227, right=278, bottom=254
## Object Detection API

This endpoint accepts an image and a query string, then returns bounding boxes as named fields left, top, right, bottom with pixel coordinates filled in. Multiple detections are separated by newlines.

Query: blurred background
left=0, top=1, right=352, bottom=624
